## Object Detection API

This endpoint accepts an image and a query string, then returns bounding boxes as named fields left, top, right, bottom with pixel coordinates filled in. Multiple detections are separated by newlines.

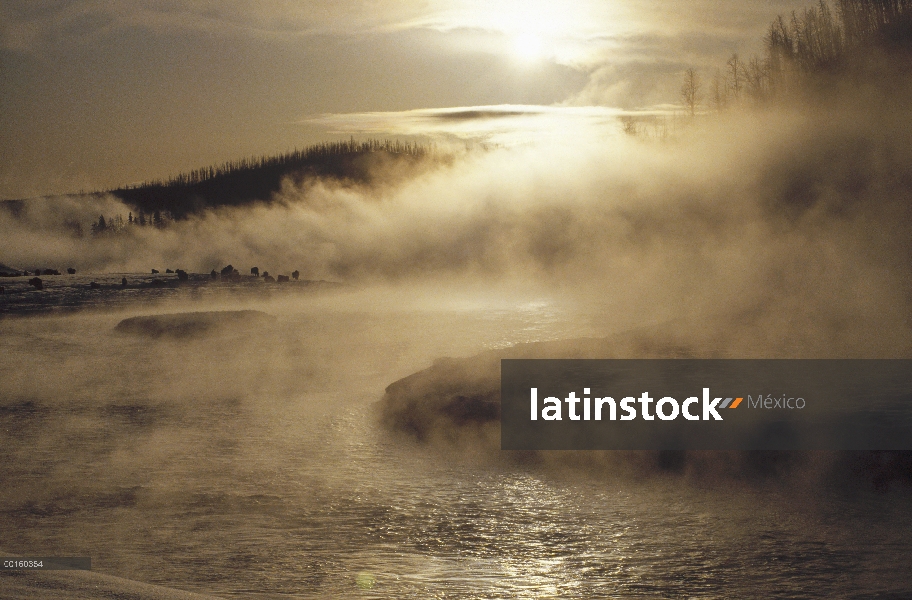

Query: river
left=1, top=276, right=910, bottom=598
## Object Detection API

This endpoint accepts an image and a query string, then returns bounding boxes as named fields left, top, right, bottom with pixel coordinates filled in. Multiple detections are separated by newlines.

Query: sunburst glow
left=424, top=0, right=615, bottom=63
left=512, top=33, right=545, bottom=61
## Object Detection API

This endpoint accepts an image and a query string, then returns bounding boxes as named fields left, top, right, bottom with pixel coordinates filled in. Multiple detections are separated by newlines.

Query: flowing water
left=1, top=276, right=911, bottom=598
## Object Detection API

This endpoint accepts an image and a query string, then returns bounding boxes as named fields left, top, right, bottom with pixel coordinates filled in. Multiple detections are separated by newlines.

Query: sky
left=0, top=0, right=806, bottom=199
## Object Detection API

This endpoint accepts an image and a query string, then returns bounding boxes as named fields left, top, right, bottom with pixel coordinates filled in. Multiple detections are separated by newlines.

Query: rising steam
left=4, top=81, right=912, bottom=360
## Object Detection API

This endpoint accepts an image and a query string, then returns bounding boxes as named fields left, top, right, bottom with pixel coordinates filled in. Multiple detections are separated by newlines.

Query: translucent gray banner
left=1, top=557, right=91, bottom=570
left=501, top=360, right=912, bottom=450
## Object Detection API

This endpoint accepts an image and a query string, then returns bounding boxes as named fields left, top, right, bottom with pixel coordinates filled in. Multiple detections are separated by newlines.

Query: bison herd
left=4, top=265, right=305, bottom=294
left=1, top=268, right=74, bottom=278
left=211, top=265, right=303, bottom=283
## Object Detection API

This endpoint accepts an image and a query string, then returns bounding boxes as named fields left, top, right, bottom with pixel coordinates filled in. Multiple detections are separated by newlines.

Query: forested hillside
left=110, top=139, right=430, bottom=219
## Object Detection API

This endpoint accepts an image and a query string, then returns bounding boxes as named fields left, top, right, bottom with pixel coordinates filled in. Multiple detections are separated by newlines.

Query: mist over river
left=8, top=0, right=912, bottom=596
left=1, top=282, right=910, bottom=598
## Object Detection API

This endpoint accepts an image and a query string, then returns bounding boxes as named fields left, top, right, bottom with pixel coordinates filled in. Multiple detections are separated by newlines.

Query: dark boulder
left=90, top=281, right=101, bottom=289
left=34, top=270, right=41, bottom=276
left=114, top=310, right=277, bottom=339
left=262, top=271, right=269, bottom=277
left=220, top=265, right=234, bottom=277
left=28, top=277, right=43, bottom=290
left=43, top=269, right=60, bottom=276
left=165, top=269, right=174, bottom=274
left=277, top=275, right=290, bottom=283
left=380, top=337, right=629, bottom=440
left=380, top=356, right=500, bottom=440
left=151, top=269, right=159, bottom=274
left=263, top=275, right=275, bottom=283
left=176, top=269, right=189, bottom=281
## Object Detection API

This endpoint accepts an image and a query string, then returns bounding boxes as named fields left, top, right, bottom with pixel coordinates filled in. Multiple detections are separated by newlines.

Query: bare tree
left=727, top=54, right=745, bottom=102
left=711, top=69, right=728, bottom=111
left=745, top=56, right=769, bottom=101
left=620, top=116, right=639, bottom=136
left=680, top=68, right=701, bottom=117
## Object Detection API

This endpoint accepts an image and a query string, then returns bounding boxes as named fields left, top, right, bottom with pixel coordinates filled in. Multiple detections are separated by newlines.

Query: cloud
left=0, top=0, right=427, bottom=51
left=300, top=105, right=675, bottom=146
left=430, top=110, right=537, bottom=122
left=2, top=1, right=800, bottom=61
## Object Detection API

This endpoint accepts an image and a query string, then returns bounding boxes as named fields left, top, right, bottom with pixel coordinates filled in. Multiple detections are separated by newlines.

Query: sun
left=512, top=33, right=544, bottom=61
left=440, top=1, right=608, bottom=64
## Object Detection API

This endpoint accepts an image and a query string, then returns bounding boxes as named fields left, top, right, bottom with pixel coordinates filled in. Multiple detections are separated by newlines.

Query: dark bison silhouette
left=67, top=268, right=76, bottom=274
left=90, top=281, right=101, bottom=289
left=152, top=269, right=159, bottom=274
left=42, top=269, right=60, bottom=275
left=251, top=267, right=259, bottom=277
left=263, top=275, right=275, bottom=283
left=122, top=277, right=128, bottom=287
left=292, top=270, right=300, bottom=280
left=210, top=270, right=218, bottom=279
left=220, top=265, right=240, bottom=281
left=166, top=269, right=174, bottom=274
left=176, top=269, right=189, bottom=281
left=28, top=277, right=43, bottom=290
left=277, top=275, right=290, bottom=283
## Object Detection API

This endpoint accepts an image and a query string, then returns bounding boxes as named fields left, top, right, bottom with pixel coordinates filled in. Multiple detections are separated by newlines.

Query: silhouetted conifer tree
left=91, top=215, right=107, bottom=236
